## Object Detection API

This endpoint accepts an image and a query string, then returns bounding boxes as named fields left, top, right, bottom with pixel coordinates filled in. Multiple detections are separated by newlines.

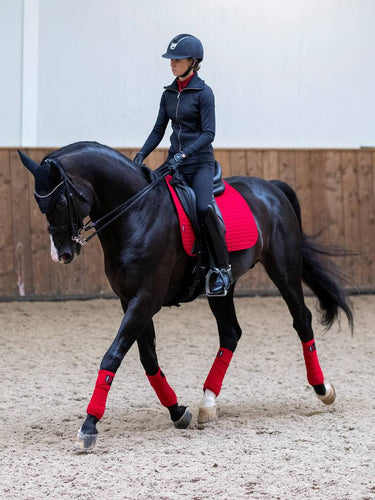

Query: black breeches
left=179, top=162, right=214, bottom=220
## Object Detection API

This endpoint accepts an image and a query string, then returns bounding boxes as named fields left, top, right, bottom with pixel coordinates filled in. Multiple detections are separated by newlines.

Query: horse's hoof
left=198, top=405, right=218, bottom=424
left=316, top=383, right=336, bottom=405
left=173, top=407, right=192, bottom=429
left=74, top=427, right=98, bottom=452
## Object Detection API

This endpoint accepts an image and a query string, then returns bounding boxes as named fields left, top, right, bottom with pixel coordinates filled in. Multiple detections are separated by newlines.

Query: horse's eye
left=56, top=198, right=67, bottom=210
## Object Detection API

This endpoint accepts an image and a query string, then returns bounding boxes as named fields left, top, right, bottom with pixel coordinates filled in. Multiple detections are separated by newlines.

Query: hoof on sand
left=174, top=407, right=192, bottom=429
left=317, top=383, right=336, bottom=405
left=198, top=405, right=218, bottom=424
left=74, top=428, right=97, bottom=452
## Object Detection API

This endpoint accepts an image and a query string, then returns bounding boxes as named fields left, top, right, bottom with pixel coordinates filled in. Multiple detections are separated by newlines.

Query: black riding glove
left=168, top=152, right=186, bottom=169
left=133, top=152, right=145, bottom=166
left=174, top=152, right=186, bottom=163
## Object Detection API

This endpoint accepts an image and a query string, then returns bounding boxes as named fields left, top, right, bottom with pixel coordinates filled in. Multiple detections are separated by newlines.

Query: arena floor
left=0, top=294, right=374, bottom=499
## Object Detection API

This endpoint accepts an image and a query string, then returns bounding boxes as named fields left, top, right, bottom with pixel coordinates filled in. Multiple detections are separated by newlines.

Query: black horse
left=19, top=142, right=353, bottom=451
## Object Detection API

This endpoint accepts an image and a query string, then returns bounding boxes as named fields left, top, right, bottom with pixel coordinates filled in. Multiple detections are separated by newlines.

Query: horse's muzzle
left=50, top=235, right=75, bottom=264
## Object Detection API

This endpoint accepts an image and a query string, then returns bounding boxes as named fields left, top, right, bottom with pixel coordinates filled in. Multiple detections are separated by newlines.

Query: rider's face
left=170, top=58, right=192, bottom=79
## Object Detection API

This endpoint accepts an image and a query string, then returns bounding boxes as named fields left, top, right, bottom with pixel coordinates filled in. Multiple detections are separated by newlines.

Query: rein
left=71, top=163, right=173, bottom=246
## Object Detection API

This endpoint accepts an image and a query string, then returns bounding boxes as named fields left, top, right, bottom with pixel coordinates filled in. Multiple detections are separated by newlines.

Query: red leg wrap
left=203, top=347, right=233, bottom=396
left=302, top=340, right=324, bottom=386
left=147, top=368, right=177, bottom=407
left=86, top=369, right=115, bottom=420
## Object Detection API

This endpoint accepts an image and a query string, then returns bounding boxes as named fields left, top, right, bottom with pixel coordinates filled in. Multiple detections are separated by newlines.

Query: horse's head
left=18, top=150, right=91, bottom=264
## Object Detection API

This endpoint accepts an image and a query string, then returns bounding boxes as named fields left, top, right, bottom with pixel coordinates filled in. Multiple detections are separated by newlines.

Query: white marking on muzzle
left=50, top=235, right=60, bottom=263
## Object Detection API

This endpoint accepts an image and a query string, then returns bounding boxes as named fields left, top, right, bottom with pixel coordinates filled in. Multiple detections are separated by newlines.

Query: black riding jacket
left=140, top=73, right=215, bottom=165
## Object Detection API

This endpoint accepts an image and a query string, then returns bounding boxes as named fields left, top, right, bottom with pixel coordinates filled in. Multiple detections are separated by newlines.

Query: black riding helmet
left=162, top=34, right=203, bottom=78
left=162, top=34, right=204, bottom=60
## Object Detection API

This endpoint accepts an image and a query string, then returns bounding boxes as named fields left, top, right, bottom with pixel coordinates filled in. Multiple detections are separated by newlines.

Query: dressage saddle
left=169, top=161, right=225, bottom=238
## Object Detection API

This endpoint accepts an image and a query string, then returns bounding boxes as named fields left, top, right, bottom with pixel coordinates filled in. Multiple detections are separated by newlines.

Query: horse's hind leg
left=137, top=321, right=192, bottom=429
left=198, top=283, right=242, bottom=423
left=263, top=251, right=336, bottom=405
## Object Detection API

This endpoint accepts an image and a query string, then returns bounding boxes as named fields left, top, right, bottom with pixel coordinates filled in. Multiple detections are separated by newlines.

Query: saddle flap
left=169, top=172, right=200, bottom=235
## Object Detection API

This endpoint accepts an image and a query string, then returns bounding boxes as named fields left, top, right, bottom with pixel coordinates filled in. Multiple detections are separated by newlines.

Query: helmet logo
left=170, top=42, right=177, bottom=50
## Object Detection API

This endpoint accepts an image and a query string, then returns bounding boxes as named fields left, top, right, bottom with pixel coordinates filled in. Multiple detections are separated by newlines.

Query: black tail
left=270, top=180, right=354, bottom=332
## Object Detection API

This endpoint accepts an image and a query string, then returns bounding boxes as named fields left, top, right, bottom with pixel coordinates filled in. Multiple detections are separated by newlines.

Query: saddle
left=169, top=161, right=225, bottom=239
left=163, top=162, right=258, bottom=305
left=139, top=160, right=257, bottom=305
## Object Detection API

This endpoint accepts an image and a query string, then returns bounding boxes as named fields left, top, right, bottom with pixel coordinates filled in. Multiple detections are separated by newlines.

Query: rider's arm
left=182, top=87, right=215, bottom=159
left=139, top=94, right=169, bottom=159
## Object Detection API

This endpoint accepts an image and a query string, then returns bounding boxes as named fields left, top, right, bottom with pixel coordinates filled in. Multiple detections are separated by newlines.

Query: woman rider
left=134, top=34, right=232, bottom=296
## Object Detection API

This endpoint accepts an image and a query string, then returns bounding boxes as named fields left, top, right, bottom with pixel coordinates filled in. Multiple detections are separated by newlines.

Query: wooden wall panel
left=341, top=152, right=362, bottom=286
left=0, top=151, right=15, bottom=295
left=357, top=150, right=374, bottom=286
left=262, top=150, right=279, bottom=180
left=325, top=151, right=345, bottom=249
left=229, top=149, right=247, bottom=176
left=294, top=150, right=313, bottom=234
left=278, top=150, right=296, bottom=188
left=9, top=149, right=34, bottom=296
left=214, top=149, right=231, bottom=178
left=245, top=150, right=263, bottom=177
left=309, top=151, right=329, bottom=241
left=1, top=147, right=374, bottom=299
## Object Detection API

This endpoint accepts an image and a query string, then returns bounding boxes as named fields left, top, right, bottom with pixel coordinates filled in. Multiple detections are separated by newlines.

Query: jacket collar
left=164, top=73, right=205, bottom=91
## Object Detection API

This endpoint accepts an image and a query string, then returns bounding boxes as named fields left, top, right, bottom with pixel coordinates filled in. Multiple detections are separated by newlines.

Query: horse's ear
left=17, top=150, right=40, bottom=176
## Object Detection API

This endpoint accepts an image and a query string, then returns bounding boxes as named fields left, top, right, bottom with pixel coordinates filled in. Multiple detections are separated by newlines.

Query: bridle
left=41, top=159, right=173, bottom=247
left=36, top=159, right=89, bottom=254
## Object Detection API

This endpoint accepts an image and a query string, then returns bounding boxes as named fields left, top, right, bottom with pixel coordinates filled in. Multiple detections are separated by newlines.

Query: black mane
left=43, top=141, right=135, bottom=170
left=42, top=141, right=156, bottom=182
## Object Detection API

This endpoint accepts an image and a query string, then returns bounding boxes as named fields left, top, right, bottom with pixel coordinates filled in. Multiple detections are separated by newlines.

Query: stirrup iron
left=205, top=267, right=232, bottom=297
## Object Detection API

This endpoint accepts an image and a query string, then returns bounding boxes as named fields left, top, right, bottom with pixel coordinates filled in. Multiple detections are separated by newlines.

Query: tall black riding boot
left=201, top=204, right=233, bottom=297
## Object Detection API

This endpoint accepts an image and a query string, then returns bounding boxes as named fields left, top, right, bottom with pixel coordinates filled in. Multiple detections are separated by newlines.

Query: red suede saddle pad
left=165, top=175, right=258, bottom=256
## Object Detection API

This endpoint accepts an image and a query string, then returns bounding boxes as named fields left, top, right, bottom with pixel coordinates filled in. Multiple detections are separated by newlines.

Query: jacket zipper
left=176, top=92, right=182, bottom=151
left=171, top=87, right=201, bottom=153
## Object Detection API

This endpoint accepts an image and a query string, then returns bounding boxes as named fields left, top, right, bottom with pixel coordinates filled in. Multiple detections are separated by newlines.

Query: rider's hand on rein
left=133, top=152, right=145, bottom=166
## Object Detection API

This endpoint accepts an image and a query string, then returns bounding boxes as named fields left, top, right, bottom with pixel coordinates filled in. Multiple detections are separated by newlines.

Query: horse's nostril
left=60, top=253, right=73, bottom=264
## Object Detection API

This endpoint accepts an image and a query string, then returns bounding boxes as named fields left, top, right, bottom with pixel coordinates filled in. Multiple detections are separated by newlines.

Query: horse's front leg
left=198, top=284, right=242, bottom=424
left=137, top=320, right=191, bottom=428
left=75, top=297, right=155, bottom=451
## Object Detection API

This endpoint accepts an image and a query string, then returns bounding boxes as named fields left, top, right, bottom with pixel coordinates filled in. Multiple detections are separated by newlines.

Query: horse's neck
left=68, top=152, right=147, bottom=215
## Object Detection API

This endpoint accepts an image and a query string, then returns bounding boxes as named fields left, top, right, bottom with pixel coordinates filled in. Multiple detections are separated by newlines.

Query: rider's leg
left=201, top=205, right=233, bottom=296
left=183, top=163, right=232, bottom=296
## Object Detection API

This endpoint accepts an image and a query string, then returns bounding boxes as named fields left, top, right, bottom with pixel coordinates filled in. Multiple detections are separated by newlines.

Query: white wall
left=1, top=0, right=375, bottom=148
left=0, top=1, right=23, bottom=145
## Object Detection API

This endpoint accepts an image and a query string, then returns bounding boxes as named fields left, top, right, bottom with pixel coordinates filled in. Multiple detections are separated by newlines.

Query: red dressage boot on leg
left=75, top=369, right=115, bottom=451
left=198, top=347, right=233, bottom=423
left=302, top=340, right=336, bottom=405
left=147, top=368, right=192, bottom=428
